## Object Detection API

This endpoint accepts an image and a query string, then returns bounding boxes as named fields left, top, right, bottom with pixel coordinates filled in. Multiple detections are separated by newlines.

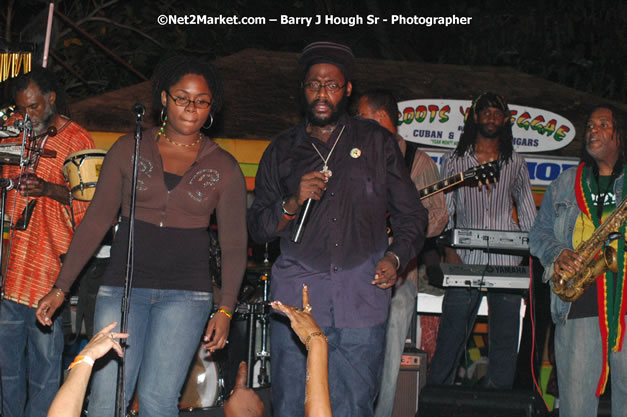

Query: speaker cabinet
left=392, top=349, right=427, bottom=417
left=418, top=385, right=547, bottom=417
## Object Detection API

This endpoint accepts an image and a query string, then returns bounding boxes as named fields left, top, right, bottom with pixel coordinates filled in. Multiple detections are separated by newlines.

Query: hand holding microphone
left=290, top=171, right=328, bottom=243
left=296, top=171, right=328, bottom=204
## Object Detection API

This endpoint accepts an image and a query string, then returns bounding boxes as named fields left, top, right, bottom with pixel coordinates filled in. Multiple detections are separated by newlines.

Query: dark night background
left=1, top=0, right=626, bottom=405
left=2, top=0, right=625, bottom=104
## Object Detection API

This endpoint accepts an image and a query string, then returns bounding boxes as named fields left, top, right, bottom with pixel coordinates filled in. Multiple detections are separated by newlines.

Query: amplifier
left=392, top=348, right=427, bottom=417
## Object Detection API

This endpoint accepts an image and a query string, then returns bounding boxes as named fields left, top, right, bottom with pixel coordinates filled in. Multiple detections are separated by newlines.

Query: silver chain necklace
left=311, top=125, right=345, bottom=178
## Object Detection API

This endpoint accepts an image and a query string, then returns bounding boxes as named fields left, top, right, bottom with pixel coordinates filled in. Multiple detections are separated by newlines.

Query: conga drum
left=62, top=149, right=107, bottom=201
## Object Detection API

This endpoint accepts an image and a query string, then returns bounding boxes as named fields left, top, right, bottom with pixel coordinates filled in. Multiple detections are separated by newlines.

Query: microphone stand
left=115, top=105, right=144, bottom=417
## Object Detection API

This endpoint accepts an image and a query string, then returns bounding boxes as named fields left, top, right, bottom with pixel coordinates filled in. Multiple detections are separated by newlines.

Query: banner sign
left=398, top=99, right=576, bottom=153
left=422, top=148, right=580, bottom=188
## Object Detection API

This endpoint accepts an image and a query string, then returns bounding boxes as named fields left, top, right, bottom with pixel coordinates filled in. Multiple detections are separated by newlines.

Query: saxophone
left=552, top=194, right=627, bottom=302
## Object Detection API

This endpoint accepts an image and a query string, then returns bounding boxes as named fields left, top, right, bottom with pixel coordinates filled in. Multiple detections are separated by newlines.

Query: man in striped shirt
left=0, top=67, right=94, bottom=417
left=427, top=92, right=536, bottom=389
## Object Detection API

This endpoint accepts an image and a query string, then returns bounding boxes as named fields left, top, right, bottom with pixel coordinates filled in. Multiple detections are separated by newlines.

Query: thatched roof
left=70, top=48, right=627, bottom=157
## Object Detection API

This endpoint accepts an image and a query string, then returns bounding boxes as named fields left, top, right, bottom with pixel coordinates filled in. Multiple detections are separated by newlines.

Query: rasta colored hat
left=471, top=92, right=509, bottom=115
left=298, top=41, right=355, bottom=81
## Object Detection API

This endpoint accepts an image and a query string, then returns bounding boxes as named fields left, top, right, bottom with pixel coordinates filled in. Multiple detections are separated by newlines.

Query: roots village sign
left=398, top=99, right=578, bottom=188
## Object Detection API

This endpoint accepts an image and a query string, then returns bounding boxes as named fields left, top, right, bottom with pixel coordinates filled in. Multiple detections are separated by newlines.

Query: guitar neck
left=418, top=173, right=465, bottom=200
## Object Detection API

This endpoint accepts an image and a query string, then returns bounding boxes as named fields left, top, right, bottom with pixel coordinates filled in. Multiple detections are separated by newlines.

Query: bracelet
left=385, top=251, right=401, bottom=270
left=282, top=212, right=296, bottom=221
left=304, top=331, right=327, bottom=351
left=281, top=198, right=297, bottom=218
left=68, top=355, right=94, bottom=370
left=217, top=308, right=232, bottom=319
left=52, top=287, right=66, bottom=298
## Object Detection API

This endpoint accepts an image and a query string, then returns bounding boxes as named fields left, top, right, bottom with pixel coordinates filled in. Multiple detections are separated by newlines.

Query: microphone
left=0, top=178, right=14, bottom=191
left=291, top=198, right=315, bottom=243
left=132, top=103, right=146, bottom=117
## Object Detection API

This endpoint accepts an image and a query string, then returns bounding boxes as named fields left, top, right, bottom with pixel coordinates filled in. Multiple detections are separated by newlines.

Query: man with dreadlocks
left=427, top=92, right=536, bottom=389
left=530, top=105, right=627, bottom=417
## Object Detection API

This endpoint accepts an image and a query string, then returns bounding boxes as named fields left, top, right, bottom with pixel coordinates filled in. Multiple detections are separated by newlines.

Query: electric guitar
left=418, top=160, right=499, bottom=200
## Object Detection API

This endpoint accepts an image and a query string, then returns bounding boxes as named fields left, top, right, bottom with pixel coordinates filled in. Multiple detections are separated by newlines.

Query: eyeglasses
left=302, top=81, right=346, bottom=94
left=166, top=91, right=211, bottom=109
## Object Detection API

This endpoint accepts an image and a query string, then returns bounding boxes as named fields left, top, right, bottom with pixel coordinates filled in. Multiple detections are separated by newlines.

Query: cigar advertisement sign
left=398, top=99, right=576, bottom=153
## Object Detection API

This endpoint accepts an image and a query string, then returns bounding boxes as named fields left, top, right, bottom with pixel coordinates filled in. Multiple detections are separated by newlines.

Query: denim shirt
left=529, top=165, right=625, bottom=324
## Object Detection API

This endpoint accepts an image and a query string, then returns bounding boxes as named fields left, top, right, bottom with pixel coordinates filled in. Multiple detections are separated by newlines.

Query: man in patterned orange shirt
left=0, top=67, right=94, bottom=417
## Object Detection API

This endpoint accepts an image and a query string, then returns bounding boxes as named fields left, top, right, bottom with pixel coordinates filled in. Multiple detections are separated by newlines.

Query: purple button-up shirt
left=248, top=115, right=427, bottom=328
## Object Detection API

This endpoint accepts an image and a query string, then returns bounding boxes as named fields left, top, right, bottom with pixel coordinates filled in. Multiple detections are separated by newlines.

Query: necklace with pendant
left=311, top=125, right=345, bottom=180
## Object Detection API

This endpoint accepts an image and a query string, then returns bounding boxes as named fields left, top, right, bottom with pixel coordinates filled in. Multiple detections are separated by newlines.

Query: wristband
left=281, top=198, right=297, bottom=219
left=68, top=355, right=95, bottom=370
left=217, top=308, right=232, bottom=319
left=385, top=251, right=401, bottom=270
left=304, top=331, right=327, bottom=351
left=282, top=213, right=297, bottom=220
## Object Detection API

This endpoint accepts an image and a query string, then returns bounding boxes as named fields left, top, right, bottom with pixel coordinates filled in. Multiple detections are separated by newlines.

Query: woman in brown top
left=36, top=56, right=248, bottom=416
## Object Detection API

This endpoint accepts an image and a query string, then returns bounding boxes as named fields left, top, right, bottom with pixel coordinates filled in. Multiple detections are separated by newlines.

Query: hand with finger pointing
left=79, top=321, right=128, bottom=361
left=271, top=285, right=322, bottom=346
left=224, top=361, right=264, bottom=417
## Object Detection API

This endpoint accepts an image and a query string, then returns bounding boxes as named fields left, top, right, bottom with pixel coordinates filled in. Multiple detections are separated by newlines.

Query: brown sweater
left=55, top=128, right=248, bottom=311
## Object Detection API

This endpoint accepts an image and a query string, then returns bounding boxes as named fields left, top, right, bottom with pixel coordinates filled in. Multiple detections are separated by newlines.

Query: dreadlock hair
left=10, top=66, right=69, bottom=117
left=359, top=89, right=399, bottom=126
left=581, top=104, right=626, bottom=177
left=454, top=92, right=514, bottom=163
left=151, top=56, right=223, bottom=120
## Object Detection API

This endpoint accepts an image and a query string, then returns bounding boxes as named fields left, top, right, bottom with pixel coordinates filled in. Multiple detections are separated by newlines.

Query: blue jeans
left=375, top=279, right=416, bottom=417
left=427, top=288, right=521, bottom=388
left=87, top=286, right=212, bottom=417
left=555, top=316, right=627, bottom=417
left=271, top=314, right=386, bottom=417
left=0, top=300, right=64, bottom=417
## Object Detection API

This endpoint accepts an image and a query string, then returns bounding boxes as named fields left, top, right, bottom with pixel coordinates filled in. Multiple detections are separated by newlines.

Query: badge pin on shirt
left=350, top=148, right=361, bottom=158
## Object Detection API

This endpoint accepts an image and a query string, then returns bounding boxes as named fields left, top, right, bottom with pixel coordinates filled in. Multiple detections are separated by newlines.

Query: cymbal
left=247, top=260, right=272, bottom=275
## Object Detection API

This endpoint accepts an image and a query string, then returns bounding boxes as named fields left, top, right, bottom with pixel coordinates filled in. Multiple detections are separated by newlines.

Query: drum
left=179, top=345, right=223, bottom=410
left=62, top=149, right=107, bottom=201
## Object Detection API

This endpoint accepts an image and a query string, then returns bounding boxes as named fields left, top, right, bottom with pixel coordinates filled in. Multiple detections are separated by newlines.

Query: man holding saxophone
left=530, top=105, right=627, bottom=417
